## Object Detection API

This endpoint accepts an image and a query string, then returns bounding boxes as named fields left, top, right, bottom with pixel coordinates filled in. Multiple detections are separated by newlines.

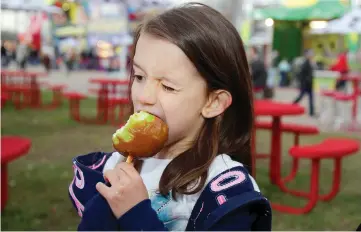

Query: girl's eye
left=134, top=75, right=144, bottom=81
left=162, top=84, right=175, bottom=92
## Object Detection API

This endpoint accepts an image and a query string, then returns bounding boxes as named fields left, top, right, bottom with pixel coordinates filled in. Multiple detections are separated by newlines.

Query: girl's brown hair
left=128, top=3, right=254, bottom=199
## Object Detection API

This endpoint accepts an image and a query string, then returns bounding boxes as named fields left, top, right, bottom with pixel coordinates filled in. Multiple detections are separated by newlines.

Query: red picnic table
left=1, top=136, right=32, bottom=210
left=88, top=78, right=129, bottom=124
left=1, top=70, right=50, bottom=109
left=253, top=100, right=305, bottom=185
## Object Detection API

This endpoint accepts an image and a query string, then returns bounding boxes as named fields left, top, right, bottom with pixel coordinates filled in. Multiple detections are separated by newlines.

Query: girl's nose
left=138, top=80, right=157, bottom=105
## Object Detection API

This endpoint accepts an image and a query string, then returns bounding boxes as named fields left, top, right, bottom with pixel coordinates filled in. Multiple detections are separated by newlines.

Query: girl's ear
left=201, top=90, right=232, bottom=118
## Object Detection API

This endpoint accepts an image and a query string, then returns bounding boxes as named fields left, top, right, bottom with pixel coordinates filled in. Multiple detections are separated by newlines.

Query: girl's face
left=131, top=33, right=208, bottom=158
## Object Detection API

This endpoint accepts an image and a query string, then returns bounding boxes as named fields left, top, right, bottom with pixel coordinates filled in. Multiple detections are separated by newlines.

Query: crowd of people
left=1, top=40, right=127, bottom=75
left=1, top=40, right=39, bottom=70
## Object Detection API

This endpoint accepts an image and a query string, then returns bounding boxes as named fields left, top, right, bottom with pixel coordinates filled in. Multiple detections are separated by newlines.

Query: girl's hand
left=96, top=162, right=148, bottom=219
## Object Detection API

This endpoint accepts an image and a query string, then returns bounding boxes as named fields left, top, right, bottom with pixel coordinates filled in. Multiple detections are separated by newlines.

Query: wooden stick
left=126, top=155, right=134, bottom=164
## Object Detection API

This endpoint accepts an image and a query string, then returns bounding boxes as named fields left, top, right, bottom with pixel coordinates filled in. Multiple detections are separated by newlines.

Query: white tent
left=311, top=7, right=361, bottom=34
left=1, top=0, right=62, bottom=13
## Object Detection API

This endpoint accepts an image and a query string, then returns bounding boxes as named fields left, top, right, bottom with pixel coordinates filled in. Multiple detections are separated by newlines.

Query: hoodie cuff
left=117, top=199, right=168, bottom=231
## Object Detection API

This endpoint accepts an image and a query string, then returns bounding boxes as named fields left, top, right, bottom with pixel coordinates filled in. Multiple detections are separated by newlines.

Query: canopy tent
left=311, top=8, right=361, bottom=34
left=253, top=0, right=350, bottom=21
left=1, top=0, right=62, bottom=13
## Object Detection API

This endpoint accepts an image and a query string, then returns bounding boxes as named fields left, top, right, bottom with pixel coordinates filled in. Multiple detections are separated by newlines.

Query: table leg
left=110, top=84, right=117, bottom=123
left=13, top=91, right=22, bottom=109
left=1, top=164, right=8, bottom=211
left=96, top=85, right=109, bottom=124
left=69, top=99, right=81, bottom=122
left=30, top=79, right=41, bottom=108
left=103, top=95, right=109, bottom=123
left=96, top=90, right=102, bottom=121
left=52, top=89, right=61, bottom=107
left=270, top=116, right=281, bottom=185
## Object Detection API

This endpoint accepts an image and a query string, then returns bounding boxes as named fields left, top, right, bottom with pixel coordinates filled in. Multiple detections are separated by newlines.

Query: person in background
left=16, top=40, right=29, bottom=70
left=291, top=56, right=305, bottom=87
left=330, top=50, right=349, bottom=91
left=65, top=49, right=77, bottom=76
left=28, top=45, right=39, bottom=65
left=267, top=50, right=279, bottom=88
left=41, top=45, right=54, bottom=74
left=292, top=49, right=315, bottom=116
left=1, top=41, right=10, bottom=67
left=278, top=58, right=291, bottom=87
left=79, top=50, right=87, bottom=70
left=1, top=42, right=5, bottom=57
left=249, top=47, right=267, bottom=99
left=88, top=48, right=97, bottom=70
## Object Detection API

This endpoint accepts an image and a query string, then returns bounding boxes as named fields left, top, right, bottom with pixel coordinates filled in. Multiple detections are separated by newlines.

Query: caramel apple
left=112, top=111, right=168, bottom=163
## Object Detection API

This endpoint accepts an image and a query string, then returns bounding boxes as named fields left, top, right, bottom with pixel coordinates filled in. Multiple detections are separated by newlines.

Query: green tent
left=253, top=0, right=350, bottom=21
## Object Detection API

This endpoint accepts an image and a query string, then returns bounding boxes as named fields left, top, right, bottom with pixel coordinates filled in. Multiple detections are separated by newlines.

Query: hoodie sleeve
left=117, top=199, right=168, bottom=231
left=68, top=151, right=125, bottom=217
left=69, top=151, right=121, bottom=231
left=78, top=197, right=169, bottom=231
left=71, top=151, right=164, bottom=231
left=77, top=193, right=119, bottom=231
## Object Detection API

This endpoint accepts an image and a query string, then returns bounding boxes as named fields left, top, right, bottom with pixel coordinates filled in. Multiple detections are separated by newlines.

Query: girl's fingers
left=96, top=182, right=111, bottom=198
left=96, top=182, right=125, bottom=202
left=103, top=170, right=121, bottom=185
left=116, top=162, right=139, bottom=179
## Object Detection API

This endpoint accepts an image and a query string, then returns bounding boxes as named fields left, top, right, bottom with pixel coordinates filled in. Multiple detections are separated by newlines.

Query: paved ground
left=4, top=64, right=361, bottom=135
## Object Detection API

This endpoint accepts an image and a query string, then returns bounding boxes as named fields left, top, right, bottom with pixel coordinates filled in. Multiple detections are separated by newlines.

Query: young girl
left=69, top=3, right=272, bottom=231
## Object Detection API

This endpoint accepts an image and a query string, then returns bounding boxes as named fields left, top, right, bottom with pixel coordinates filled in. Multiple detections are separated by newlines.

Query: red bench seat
left=1, top=136, right=32, bottom=211
left=272, top=138, right=360, bottom=215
